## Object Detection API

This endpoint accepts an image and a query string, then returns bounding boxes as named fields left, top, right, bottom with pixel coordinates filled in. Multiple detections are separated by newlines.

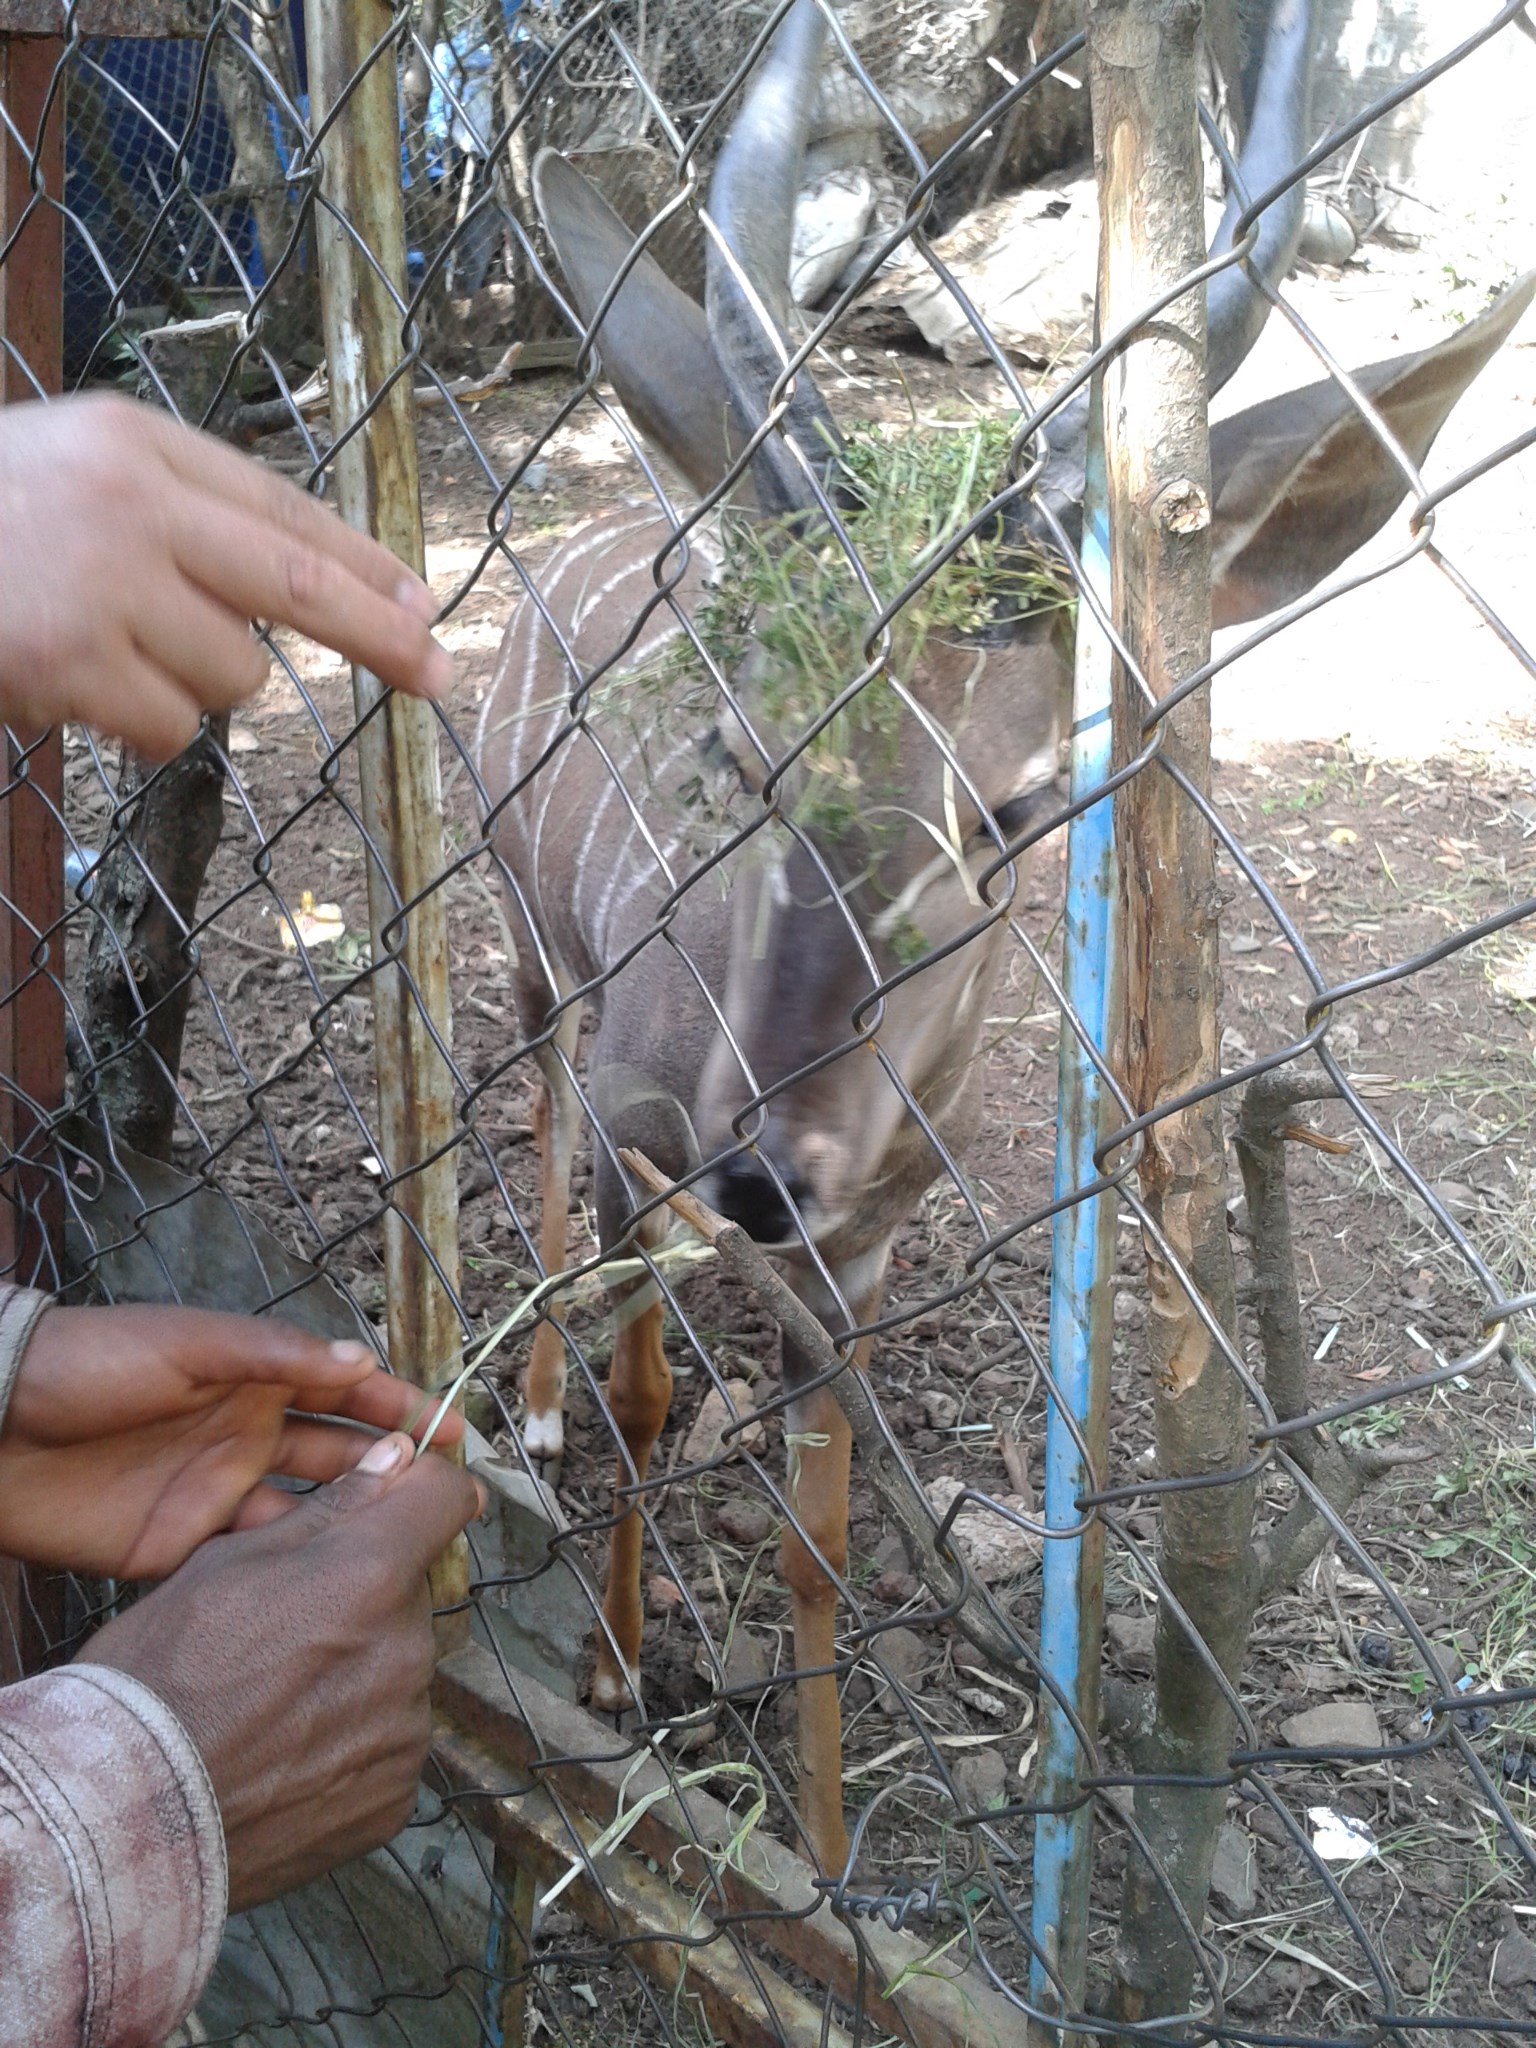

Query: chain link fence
left=2, top=0, right=1535, bottom=2042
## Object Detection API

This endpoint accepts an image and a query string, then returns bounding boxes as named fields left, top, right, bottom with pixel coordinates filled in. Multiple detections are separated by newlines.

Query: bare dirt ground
left=62, top=238, right=1536, bottom=2036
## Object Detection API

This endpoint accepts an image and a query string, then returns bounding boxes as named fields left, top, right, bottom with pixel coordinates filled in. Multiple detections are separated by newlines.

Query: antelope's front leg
left=525, top=1038, right=580, bottom=1474
left=591, top=1290, right=674, bottom=1715
left=781, top=1374, right=854, bottom=1875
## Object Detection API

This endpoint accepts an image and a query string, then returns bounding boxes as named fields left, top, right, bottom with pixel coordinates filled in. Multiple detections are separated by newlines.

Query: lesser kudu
left=477, top=0, right=1533, bottom=1871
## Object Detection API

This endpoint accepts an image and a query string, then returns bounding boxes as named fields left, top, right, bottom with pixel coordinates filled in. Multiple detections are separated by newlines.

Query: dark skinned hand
left=80, top=1432, right=482, bottom=1909
left=0, top=1304, right=462, bottom=1577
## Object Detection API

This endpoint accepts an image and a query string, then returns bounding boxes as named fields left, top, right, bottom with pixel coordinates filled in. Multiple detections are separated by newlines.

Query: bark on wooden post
left=301, top=0, right=468, bottom=1634
left=81, top=717, right=228, bottom=1160
left=1087, top=0, right=1257, bottom=2027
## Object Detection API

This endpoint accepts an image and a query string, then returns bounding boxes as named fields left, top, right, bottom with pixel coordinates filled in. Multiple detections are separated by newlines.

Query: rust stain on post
left=0, top=26, right=66, bottom=1682
left=302, top=0, right=466, bottom=1631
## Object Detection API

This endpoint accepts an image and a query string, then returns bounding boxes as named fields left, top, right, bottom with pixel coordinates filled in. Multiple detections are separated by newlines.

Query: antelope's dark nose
left=708, top=1153, right=811, bottom=1245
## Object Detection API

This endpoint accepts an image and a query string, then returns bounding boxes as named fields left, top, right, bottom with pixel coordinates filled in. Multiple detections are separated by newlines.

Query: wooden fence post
left=1086, top=0, right=1258, bottom=2026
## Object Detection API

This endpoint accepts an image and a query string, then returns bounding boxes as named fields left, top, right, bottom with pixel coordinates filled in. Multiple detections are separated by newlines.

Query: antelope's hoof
left=522, top=1408, right=564, bottom=1487
left=590, top=1658, right=645, bottom=1722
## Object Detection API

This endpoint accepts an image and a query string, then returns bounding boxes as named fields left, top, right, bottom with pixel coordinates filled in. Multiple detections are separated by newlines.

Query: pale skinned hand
left=80, top=1432, right=482, bottom=1909
left=0, top=393, right=451, bottom=757
left=0, top=1303, right=463, bottom=1577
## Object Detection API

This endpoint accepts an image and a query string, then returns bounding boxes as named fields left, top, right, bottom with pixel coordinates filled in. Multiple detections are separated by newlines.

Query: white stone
left=926, top=1475, right=1042, bottom=1584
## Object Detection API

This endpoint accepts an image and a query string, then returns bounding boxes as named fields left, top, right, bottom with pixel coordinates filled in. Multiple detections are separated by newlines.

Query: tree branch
left=1236, top=1069, right=1420, bottom=1600
left=619, top=1149, right=1039, bottom=1683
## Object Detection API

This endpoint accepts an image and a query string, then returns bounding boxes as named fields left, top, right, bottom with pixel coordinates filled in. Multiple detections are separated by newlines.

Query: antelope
left=476, top=0, right=1533, bottom=1873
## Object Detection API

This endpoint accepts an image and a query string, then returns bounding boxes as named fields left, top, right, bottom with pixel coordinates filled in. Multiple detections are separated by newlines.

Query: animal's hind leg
left=523, top=998, right=583, bottom=1473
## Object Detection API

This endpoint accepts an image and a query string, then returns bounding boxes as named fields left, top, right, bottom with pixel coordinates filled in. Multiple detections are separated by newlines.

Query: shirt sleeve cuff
left=0, top=1663, right=228, bottom=2047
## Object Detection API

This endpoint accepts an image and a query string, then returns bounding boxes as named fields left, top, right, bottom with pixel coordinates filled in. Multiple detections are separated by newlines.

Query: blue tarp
left=61, top=1, right=526, bottom=374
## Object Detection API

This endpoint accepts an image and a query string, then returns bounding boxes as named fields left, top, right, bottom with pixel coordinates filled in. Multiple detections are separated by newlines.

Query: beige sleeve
left=0, top=1663, right=227, bottom=2047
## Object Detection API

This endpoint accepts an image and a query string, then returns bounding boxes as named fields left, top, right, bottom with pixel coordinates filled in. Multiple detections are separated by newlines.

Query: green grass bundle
left=616, top=413, right=1072, bottom=837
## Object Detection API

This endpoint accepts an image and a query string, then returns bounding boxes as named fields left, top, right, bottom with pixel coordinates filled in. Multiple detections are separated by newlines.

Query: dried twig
left=1236, top=1070, right=1426, bottom=1598
left=619, top=1148, right=1037, bottom=1680
left=229, top=341, right=539, bottom=444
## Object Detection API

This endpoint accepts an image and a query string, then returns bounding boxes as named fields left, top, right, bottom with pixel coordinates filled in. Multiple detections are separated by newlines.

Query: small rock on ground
left=1106, top=1612, right=1155, bottom=1675
left=925, top=1476, right=1041, bottom=1583
left=645, top=1574, right=683, bottom=1616
left=954, top=1747, right=1009, bottom=1813
left=1494, top=1931, right=1536, bottom=1990
left=683, top=1379, right=766, bottom=1465
left=1210, top=1822, right=1257, bottom=1917
left=693, top=1627, right=773, bottom=1700
left=711, top=1496, right=775, bottom=1548
left=1279, top=1701, right=1382, bottom=1752
left=920, top=1387, right=960, bottom=1430
left=869, top=1625, right=938, bottom=1711
left=871, top=1569, right=920, bottom=1605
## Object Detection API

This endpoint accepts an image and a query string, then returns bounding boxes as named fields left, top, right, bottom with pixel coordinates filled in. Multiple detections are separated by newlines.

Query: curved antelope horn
left=532, top=149, right=755, bottom=504
left=705, top=0, right=843, bottom=516
left=1206, top=0, right=1317, bottom=395
left=1023, top=0, right=1317, bottom=534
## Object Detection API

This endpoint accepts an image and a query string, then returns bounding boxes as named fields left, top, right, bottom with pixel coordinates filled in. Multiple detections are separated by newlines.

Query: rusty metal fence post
left=300, top=0, right=467, bottom=1626
left=0, top=10, right=64, bottom=1681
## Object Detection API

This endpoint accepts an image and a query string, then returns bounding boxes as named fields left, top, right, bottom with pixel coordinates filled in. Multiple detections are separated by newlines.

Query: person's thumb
left=263, top=1432, right=479, bottom=1568
left=282, top=1431, right=416, bottom=1531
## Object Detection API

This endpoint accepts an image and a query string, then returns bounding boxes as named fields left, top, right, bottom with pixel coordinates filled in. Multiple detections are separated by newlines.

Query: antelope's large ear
left=1209, top=270, right=1535, bottom=627
left=533, top=150, right=747, bottom=502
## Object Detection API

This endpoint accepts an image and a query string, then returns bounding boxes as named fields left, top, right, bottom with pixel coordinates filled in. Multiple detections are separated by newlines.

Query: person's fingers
left=290, top=1371, right=466, bottom=1447
left=289, top=1438, right=483, bottom=1571
left=180, top=527, right=442, bottom=686
left=128, top=577, right=270, bottom=713
left=227, top=1480, right=302, bottom=1533
left=229, top=1440, right=483, bottom=1539
left=80, top=651, right=205, bottom=761
left=144, top=407, right=438, bottom=616
left=262, top=1412, right=475, bottom=1487
left=168, top=1314, right=379, bottom=1396
left=248, top=1431, right=423, bottom=1556
left=269, top=1417, right=383, bottom=1484
left=166, top=496, right=451, bottom=700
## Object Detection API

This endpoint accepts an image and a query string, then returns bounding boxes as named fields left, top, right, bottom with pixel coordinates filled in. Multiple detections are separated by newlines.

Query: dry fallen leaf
left=278, top=889, right=346, bottom=951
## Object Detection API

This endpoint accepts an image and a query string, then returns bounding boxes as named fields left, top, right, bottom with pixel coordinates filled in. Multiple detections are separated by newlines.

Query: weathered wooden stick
left=1276, top=1120, right=1352, bottom=1156
left=435, top=1642, right=1025, bottom=2048
left=619, top=1148, right=1037, bottom=1682
left=1237, top=1070, right=1418, bottom=1598
left=1089, top=0, right=1255, bottom=2027
left=303, top=0, right=466, bottom=1637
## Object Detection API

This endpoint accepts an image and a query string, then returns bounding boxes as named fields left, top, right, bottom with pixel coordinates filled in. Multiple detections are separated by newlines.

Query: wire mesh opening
left=1, top=0, right=1534, bottom=2042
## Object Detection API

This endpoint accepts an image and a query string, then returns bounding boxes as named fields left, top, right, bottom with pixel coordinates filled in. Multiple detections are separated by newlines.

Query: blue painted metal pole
left=1028, top=379, right=1119, bottom=2042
